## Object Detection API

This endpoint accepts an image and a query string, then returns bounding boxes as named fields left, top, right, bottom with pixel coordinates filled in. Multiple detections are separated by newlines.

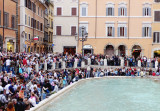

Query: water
left=39, top=78, right=160, bottom=111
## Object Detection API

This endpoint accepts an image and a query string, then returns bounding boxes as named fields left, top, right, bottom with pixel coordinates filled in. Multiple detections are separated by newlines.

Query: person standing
left=6, top=58, right=11, bottom=73
left=86, top=65, right=91, bottom=78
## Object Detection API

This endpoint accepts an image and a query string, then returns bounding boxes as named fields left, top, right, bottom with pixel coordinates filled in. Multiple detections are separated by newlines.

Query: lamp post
left=75, top=26, right=88, bottom=60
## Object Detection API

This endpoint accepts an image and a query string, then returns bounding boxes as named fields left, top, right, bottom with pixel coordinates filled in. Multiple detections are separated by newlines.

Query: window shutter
left=118, top=8, right=120, bottom=16
left=149, top=8, right=151, bottom=16
left=142, top=27, right=144, bottom=37
left=149, top=27, right=152, bottom=37
left=112, top=27, right=115, bottom=37
left=143, top=8, right=145, bottom=16
left=72, top=8, right=77, bottom=16
left=84, top=27, right=87, bottom=34
left=71, top=26, right=76, bottom=36
left=57, top=8, right=62, bottom=15
left=118, top=27, right=120, bottom=37
left=125, top=27, right=127, bottom=37
left=106, top=8, right=108, bottom=16
left=56, top=26, right=61, bottom=35
left=112, top=8, right=114, bottom=16
left=7, top=13, right=9, bottom=27
left=153, top=32, right=156, bottom=43
left=125, top=8, right=127, bottom=16
left=79, top=27, right=82, bottom=37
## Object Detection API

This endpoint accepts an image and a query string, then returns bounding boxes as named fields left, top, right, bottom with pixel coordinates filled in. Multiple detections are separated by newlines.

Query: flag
left=34, top=36, right=39, bottom=40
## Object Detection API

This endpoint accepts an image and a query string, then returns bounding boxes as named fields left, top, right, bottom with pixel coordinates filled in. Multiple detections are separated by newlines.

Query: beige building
left=18, top=0, right=46, bottom=53
left=152, top=0, right=160, bottom=58
left=53, top=0, right=78, bottom=54
left=78, top=0, right=160, bottom=58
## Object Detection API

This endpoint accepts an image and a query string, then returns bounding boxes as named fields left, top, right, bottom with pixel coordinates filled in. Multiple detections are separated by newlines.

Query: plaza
left=0, top=0, right=160, bottom=111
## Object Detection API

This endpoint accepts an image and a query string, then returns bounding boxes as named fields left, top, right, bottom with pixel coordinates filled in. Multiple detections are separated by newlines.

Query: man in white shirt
left=4, top=83, right=11, bottom=95
left=6, top=58, right=11, bottom=73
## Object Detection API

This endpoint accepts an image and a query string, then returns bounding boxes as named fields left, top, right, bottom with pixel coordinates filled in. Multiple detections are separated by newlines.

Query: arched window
left=118, top=2, right=127, bottom=16
left=106, top=3, right=114, bottom=16
left=143, top=3, right=151, bottom=16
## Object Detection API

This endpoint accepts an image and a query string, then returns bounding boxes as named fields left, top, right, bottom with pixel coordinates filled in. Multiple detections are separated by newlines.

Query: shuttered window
left=37, top=21, right=39, bottom=30
left=118, top=27, right=127, bottom=37
left=107, top=27, right=115, bottom=37
left=72, top=8, right=77, bottom=16
left=106, top=7, right=114, bottom=16
left=154, top=11, right=160, bottom=22
left=118, top=7, right=127, bottom=16
left=4, top=12, right=9, bottom=27
left=56, top=26, right=61, bottom=35
left=31, top=18, right=33, bottom=27
left=142, top=27, right=152, bottom=37
left=11, top=15, right=16, bottom=29
left=40, top=23, right=43, bottom=31
left=71, top=26, right=76, bottom=36
left=25, top=0, right=28, bottom=7
left=57, top=8, right=62, bottom=15
left=143, top=7, right=151, bottom=16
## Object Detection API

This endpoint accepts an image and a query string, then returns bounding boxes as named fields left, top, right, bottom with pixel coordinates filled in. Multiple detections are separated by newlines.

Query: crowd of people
left=0, top=52, right=159, bottom=111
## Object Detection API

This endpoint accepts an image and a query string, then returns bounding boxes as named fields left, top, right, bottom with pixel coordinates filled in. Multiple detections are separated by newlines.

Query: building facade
left=0, top=0, right=18, bottom=52
left=53, top=0, right=78, bottom=54
left=18, top=0, right=46, bottom=53
left=152, top=0, right=160, bottom=58
left=78, top=0, right=160, bottom=58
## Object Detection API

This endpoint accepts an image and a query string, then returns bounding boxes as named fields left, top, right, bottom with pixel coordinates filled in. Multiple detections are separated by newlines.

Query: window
left=25, top=33, right=27, bottom=40
left=4, top=12, right=9, bottom=27
left=118, top=7, right=127, bottom=16
left=71, top=26, right=76, bottom=36
left=82, top=7, right=86, bottom=16
left=28, top=34, right=31, bottom=40
left=25, top=0, right=28, bottom=7
left=106, top=7, right=114, bottom=16
left=56, top=26, right=61, bottom=35
left=38, top=7, right=39, bottom=15
left=51, top=20, right=53, bottom=29
left=118, top=26, right=127, bottom=37
left=142, top=27, right=152, bottom=37
left=143, top=7, right=151, bottom=16
left=72, top=8, right=77, bottom=16
left=28, top=16, right=30, bottom=26
left=153, top=32, right=160, bottom=43
left=31, top=18, right=33, bottom=27
left=34, top=20, right=36, bottom=28
left=40, top=23, right=43, bottom=31
left=154, top=11, right=160, bottom=22
left=155, top=0, right=160, bottom=2
left=57, top=7, right=62, bottom=15
left=0, top=11, right=1, bottom=25
left=37, top=21, right=39, bottom=30
left=107, top=27, right=114, bottom=37
left=11, top=15, right=16, bottom=29
left=25, top=15, right=27, bottom=25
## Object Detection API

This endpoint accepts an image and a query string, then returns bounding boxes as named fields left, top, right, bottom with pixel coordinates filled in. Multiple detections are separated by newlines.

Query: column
left=104, top=59, right=107, bottom=66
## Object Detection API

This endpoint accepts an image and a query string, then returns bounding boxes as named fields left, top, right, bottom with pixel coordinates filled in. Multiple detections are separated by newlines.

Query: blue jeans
left=10, top=67, right=15, bottom=74
left=86, top=71, right=90, bottom=78
left=6, top=66, right=10, bottom=73
left=42, top=93, right=46, bottom=100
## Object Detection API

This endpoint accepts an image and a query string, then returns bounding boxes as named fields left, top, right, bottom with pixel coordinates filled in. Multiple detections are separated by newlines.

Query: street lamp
left=75, top=26, right=88, bottom=60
